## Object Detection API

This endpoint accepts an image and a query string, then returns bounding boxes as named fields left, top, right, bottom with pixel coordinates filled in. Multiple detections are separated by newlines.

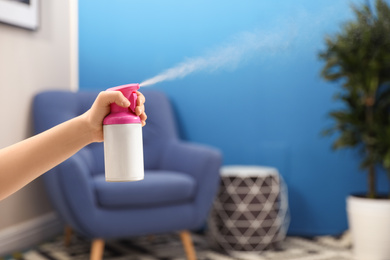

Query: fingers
left=135, top=106, right=143, bottom=116
left=98, top=91, right=130, bottom=108
left=139, top=112, right=147, bottom=120
left=136, top=104, right=147, bottom=126
left=101, top=91, right=144, bottom=109
left=136, top=91, right=145, bottom=106
left=135, top=91, right=147, bottom=126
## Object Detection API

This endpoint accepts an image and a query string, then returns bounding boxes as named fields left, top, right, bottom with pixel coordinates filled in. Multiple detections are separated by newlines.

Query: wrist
left=78, top=113, right=103, bottom=144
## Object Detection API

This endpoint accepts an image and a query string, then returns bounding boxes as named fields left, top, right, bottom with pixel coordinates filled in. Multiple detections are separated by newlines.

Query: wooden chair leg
left=64, top=226, right=73, bottom=247
left=179, top=230, right=197, bottom=260
left=90, top=239, right=105, bottom=260
left=147, top=234, right=156, bottom=242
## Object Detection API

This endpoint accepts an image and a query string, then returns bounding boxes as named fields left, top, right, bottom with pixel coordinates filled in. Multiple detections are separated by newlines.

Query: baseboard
left=0, top=212, right=63, bottom=256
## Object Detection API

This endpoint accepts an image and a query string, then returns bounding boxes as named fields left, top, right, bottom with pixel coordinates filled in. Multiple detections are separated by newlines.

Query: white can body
left=103, top=124, right=144, bottom=182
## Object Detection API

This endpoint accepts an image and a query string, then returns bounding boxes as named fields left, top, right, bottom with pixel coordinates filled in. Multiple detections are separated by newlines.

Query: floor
left=1, top=231, right=353, bottom=260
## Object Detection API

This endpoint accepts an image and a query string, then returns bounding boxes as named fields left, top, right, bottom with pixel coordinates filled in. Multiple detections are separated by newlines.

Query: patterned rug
left=1, top=231, right=353, bottom=260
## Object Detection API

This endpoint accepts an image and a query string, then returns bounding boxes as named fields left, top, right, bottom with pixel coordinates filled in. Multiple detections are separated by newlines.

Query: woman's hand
left=83, top=91, right=147, bottom=143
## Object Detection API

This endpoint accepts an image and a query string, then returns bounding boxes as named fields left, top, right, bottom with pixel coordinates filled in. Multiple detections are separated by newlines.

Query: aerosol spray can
left=103, top=83, right=144, bottom=182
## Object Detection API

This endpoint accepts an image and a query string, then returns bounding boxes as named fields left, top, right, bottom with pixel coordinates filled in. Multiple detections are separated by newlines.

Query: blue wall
left=79, top=0, right=390, bottom=235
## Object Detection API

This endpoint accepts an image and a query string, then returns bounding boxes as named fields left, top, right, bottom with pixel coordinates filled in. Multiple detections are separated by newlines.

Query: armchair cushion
left=93, top=170, right=196, bottom=208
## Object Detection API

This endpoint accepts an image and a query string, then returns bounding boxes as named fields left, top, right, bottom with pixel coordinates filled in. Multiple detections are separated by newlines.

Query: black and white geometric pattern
left=2, top=231, right=353, bottom=260
left=208, top=166, right=289, bottom=253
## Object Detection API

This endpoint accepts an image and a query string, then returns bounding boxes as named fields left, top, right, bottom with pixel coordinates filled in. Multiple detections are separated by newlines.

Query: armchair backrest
left=141, top=90, right=179, bottom=169
left=33, top=89, right=179, bottom=173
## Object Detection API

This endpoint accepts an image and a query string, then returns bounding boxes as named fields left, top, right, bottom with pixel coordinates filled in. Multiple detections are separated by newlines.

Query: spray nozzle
left=103, top=83, right=141, bottom=125
left=106, top=83, right=139, bottom=113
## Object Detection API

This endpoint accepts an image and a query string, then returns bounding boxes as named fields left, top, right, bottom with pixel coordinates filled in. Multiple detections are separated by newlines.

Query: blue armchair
left=33, top=90, right=222, bottom=260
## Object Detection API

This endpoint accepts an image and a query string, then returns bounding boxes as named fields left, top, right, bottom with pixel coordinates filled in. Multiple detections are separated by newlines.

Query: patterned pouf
left=208, top=165, right=289, bottom=253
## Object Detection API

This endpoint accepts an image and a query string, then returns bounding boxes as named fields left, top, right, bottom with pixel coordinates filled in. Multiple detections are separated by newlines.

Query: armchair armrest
left=160, top=140, right=222, bottom=228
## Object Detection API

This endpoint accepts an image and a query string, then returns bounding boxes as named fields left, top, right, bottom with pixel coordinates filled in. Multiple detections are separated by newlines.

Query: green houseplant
left=319, top=0, right=390, bottom=198
left=319, top=0, right=390, bottom=259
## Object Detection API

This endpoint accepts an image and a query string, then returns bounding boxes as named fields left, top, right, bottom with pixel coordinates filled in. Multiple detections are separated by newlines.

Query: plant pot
left=347, top=195, right=390, bottom=260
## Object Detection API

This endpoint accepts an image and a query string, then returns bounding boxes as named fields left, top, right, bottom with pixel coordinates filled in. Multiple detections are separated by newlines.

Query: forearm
left=0, top=114, right=93, bottom=200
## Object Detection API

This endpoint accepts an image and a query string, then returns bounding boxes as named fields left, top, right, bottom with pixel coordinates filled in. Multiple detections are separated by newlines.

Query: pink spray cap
left=103, top=83, right=141, bottom=125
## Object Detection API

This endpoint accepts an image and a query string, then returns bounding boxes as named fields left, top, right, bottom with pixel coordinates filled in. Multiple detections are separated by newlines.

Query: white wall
left=0, top=0, right=78, bottom=239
